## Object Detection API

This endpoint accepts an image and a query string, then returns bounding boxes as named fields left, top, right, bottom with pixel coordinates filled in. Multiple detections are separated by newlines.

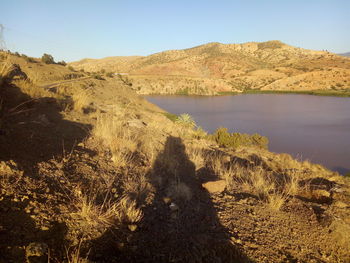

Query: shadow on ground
left=0, top=198, right=68, bottom=262
left=0, top=82, right=91, bottom=174
left=0, top=82, right=91, bottom=260
left=91, top=136, right=253, bottom=262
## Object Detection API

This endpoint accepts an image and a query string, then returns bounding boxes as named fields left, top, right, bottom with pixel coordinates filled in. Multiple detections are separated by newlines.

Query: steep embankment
left=1, top=52, right=350, bottom=262
left=70, top=41, right=350, bottom=95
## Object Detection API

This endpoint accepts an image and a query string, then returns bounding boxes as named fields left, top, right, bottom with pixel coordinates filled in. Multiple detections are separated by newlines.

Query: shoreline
left=218, top=89, right=350, bottom=97
left=142, top=89, right=350, bottom=97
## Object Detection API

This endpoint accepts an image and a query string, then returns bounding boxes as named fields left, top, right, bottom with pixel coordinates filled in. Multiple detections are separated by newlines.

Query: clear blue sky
left=1, top=0, right=349, bottom=62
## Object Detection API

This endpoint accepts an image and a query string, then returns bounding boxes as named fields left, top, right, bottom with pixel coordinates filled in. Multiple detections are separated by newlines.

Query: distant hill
left=338, top=52, right=350, bottom=57
left=70, top=41, right=350, bottom=95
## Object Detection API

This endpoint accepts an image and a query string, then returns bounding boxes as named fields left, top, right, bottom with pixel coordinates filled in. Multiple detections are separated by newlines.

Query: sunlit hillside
left=70, top=41, right=350, bottom=95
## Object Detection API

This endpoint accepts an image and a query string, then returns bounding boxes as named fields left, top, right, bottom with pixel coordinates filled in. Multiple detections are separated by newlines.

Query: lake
left=146, top=94, right=350, bottom=175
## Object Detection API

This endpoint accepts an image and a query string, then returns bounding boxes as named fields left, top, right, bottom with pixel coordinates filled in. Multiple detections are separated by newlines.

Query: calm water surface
left=146, top=94, right=350, bottom=174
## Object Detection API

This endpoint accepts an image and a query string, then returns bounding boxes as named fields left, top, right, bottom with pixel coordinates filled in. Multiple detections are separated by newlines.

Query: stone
left=202, top=180, right=226, bottom=194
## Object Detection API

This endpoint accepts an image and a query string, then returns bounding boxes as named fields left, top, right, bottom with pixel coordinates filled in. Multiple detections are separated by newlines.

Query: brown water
left=146, top=94, right=350, bottom=174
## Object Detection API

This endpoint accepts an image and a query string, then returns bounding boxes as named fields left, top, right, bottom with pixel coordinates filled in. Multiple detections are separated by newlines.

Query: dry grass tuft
left=13, top=79, right=47, bottom=98
left=267, top=191, right=288, bottom=211
left=284, top=169, right=301, bottom=196
left=186, top=146, right=205, bottom=171
left=222, top=162, right=298, bottom=211
left=72, top=189, right=118, bottom=228
left=0, top=53, right=11, bottom=86
left=209, top=153, right=226, bottom=177
left=65, top=240, right=89, bottom=263
left=72, top=184, right=144, bottom=230
left=93, top=110, right=137, bottom=168
left=122, top=172, right=154, bottom=206
left=0, top=160, right=24, bottom=192
left=116, top=195, right=144, bottom=223
left=72, top=88, right=92, bottom=112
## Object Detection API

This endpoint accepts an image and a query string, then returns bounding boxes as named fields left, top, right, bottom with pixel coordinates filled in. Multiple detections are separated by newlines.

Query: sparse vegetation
left=257, top=40, right=284, bottom=49
left=20, top=54, right=36, bottom=63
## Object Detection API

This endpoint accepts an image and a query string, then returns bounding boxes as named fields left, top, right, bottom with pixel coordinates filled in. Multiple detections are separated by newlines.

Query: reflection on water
left=146, top=94, right=350, bottom=174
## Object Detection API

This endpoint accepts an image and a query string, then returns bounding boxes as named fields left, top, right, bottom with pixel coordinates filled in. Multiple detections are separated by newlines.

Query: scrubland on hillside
left=70, top=41, right=350, bottom=96
left=1, top=51, right=350, bottom=262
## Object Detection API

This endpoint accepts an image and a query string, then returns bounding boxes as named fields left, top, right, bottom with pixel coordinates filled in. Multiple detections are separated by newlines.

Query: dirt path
left=39, top=76, right=91, bottom=89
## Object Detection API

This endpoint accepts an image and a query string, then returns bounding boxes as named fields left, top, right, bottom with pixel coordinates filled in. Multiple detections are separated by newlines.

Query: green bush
left=211, top=127, right=268, bottom=149
left=68, top=66, right=75, bottom=71
left=41, top=53, right=55, bottom=64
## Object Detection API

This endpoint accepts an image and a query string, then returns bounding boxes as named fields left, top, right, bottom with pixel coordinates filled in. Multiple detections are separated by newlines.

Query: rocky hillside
left=70, top=41, right=350, bottom=95
left=1, top=52, right=350, bottom=262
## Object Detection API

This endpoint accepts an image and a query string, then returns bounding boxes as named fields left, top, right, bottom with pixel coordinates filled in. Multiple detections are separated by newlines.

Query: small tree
left=41, top=53, right=55, bottom=64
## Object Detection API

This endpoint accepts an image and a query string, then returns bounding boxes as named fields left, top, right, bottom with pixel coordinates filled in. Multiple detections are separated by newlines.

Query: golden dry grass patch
left=93, top=110, right=137, bottom=168
left=186, top=146, right=206, bottom=171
